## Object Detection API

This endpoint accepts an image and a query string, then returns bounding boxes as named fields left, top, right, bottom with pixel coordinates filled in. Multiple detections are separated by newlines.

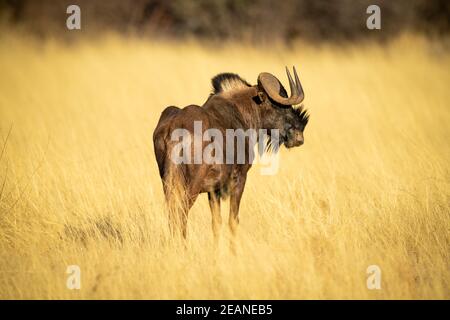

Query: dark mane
left=211, top=73, right=251, bottom=94
left=294, top=106, right=310, bottom=126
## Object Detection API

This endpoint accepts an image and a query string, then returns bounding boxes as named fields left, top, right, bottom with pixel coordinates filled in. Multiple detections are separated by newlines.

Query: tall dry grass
left=0, top=33, right=449, bottom=299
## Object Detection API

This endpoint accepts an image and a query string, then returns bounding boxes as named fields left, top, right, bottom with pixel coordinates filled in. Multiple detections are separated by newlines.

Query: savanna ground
left=0, top=33, right=449, bottom=299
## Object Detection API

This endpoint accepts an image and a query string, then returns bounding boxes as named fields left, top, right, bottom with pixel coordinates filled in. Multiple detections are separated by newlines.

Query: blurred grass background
left=0, top=1, right=449, bottom=299
left=0, top=0, right=449, bottom=43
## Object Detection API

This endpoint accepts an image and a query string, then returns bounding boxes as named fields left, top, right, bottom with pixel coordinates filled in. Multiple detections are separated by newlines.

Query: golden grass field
left=0, top=32, right=449, bottom=299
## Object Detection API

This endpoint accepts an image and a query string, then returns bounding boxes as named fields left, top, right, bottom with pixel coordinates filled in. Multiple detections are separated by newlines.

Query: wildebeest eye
left=252, top=94, right=263, bottom=104
left=286, top=127, right=295, bottom=138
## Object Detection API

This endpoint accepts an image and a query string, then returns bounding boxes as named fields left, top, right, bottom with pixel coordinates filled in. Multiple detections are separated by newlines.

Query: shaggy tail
left=162, top=159, right=190, bottom=239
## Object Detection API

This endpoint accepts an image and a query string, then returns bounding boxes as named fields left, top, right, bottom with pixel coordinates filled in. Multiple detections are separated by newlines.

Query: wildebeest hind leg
left=208, top=190, right=222, bottom=243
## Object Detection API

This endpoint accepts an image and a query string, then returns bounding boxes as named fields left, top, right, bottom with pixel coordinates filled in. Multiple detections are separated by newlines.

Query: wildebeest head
left=211, top=67, right=308, bottom=150
left=256, top=67, right=309, bottom=149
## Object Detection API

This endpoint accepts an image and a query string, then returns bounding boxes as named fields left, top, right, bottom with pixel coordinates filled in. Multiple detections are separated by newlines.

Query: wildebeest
left=153, top=67, right=308, bottom=239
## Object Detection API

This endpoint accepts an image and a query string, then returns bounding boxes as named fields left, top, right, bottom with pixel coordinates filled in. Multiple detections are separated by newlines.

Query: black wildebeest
left=153, top=67, right=308, bottom=239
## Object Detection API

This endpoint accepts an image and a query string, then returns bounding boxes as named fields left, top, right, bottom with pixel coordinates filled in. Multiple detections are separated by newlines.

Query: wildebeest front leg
left=229, top=174, right=247, bottom=237
left=208, top=190, right=222, bottom=242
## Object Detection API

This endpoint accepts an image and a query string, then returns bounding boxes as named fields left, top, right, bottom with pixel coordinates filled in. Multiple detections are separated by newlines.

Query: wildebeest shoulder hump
left=211, top=73, right=251, bottom=94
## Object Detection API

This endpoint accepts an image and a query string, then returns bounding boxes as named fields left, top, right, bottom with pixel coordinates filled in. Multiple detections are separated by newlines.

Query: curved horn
left=258, top=66, right=304, bottom=105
